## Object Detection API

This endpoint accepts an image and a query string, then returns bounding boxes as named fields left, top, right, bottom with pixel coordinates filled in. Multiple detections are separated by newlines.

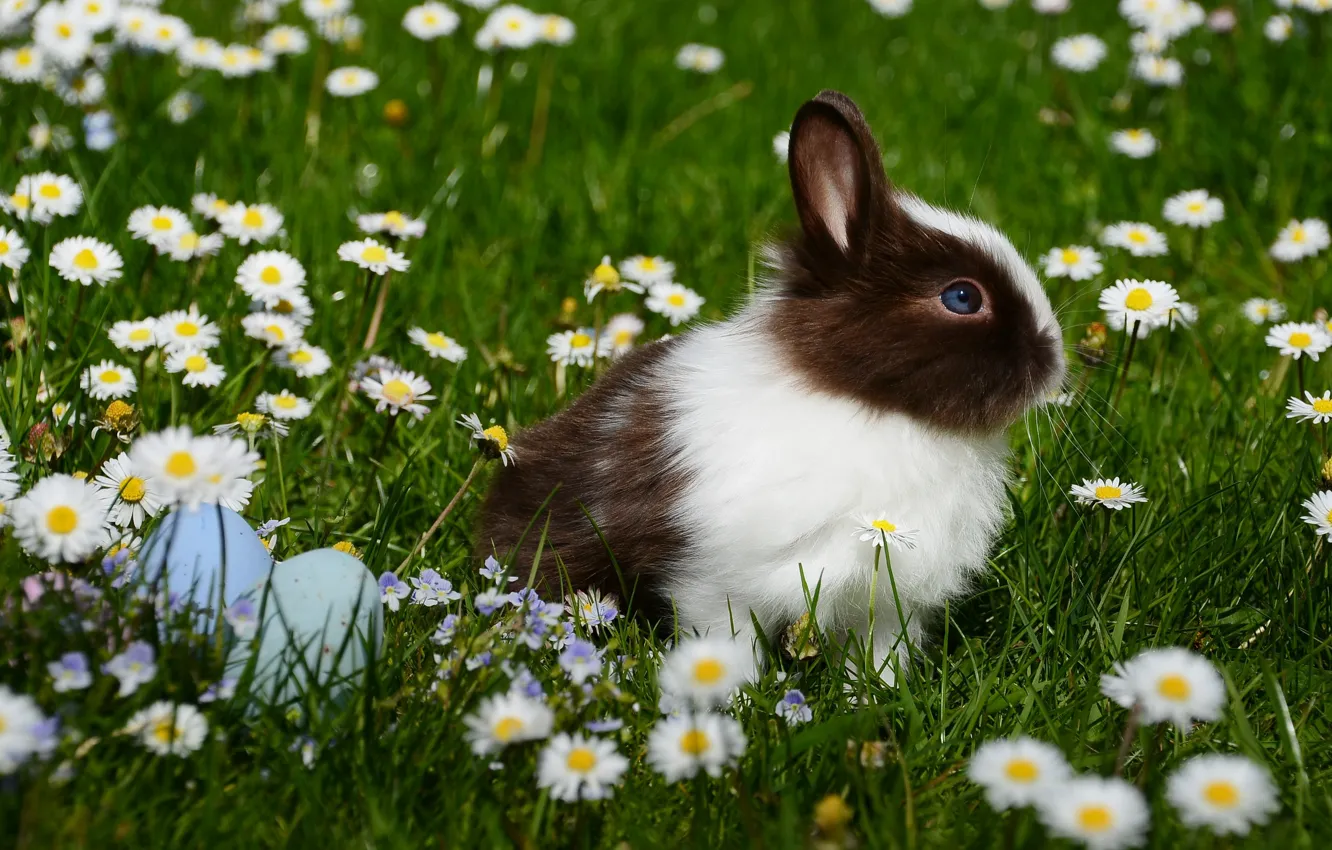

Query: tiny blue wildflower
left=223, top=598, right=259, bottom=639
left=776, top=689, right=813, bottom=725
left=559, top=639, right=604, bottom=685
left=480, top=555, right=517, bottom=584
left=255, top=517, right=290, bottom=537
left=199, top=679, right=237, bottom=703
left=464, top=650, right=493, bottom=671
left=474, top=588, right=510, bottom=615
left=409, top=568, right=462, bottom=607
left=378, top=571, right=409, bottom=612
left=431, top=614, right=460, bottom=645
left=48, top=652, right=92, bottom=693
left=83, top=110, right=116, bottom=151
left=585, top=718, right=625, bottom=733
left=103, top=641, right=157, bottom=697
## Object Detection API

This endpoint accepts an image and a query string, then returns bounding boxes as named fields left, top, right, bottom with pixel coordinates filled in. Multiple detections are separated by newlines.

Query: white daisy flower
left=479, top=5, right=541, bottom=49
left=55, top=69, right=106, bottom=107
left=165, top=348, right=226, bottom=388
left=1051, top=34, right=1107, bottom=72
left=409, top=328, right=468, bottom=363
left=25, top=171, right=83, bottom=221
left=646, top=282, right=705, bottom=326
left=159, top=230, right=223, bottom=262
left=1166, top=754, right=1279, bottom=836
left=129, top=427, right=218, bottom=508
left=1101, top=221, right=1168, bottom=257
left=33, top=3, right=93, bottom=68
left=1100, top=646, right=1225, bottom=729
left=362, top=369, right=434, bottom=419
left=1110, top=128, right=1157, bottom=159
left=1270, top=218, right=1330, bottom=262
left=868, top=0, right=913, bottom=17
left=546, top=328, right=608, bottom=367
left=114, top=5, right=157, bottom=46
left=275, top=343, right=332, bottom=378
left=10, top=473, right=110, bottom=563
left=403, top=2, right=459, bottom=39
left=1035, top=775, right=1149, bottom=850
left=1264, top=14, right=1293, bottom=42
left=0, top=44, right=45, bottom=84
left=196, top=436, right=259, bottom=510
left=1165, top=302, right=1198, bottom=329
left=1241, top=298, right=1285, bottom=325
left=538, top=14, right=575, bottom=44
left=619, top=255, right=675, bottom=285
left=603, top=313, right=645, bottom=355
left=1042, top=245, right=1103, bottom=281
left=1129, top=30, right=1170, bottom=55
left=1099, top=279, right=1179, bottom=330
left=257, top=391, right=313, bottom=421
left=1133, top=53, right=1184, bottom=87
left=261, top=25, right=309, bottom=55
left=968, top=737, right=1072, bottom=811
left=457, top=413, right=516, bottom=466
left=218, top=202, right=284, bottom=245
left=141, top=14, right=190, bottom=53
left=81, top=359, right=137, bottom=400
left=585, top=255, right=644, bottom=300
left=301, top=0, right=351, bottom=19
left=537, top=733, right=628, bottom=802
left=1163, top=190, right=1224, bottom=228
left=337, top=239, right=409, bottom=275
left=646, top=713, right=746, bottom=782
left=177, top=36, right=224, bottom=70
left=1265, top=321, right=1330, bottom=360
left=127, top=205, right=190, bottom=245
left=49, top=237, right=123, bottom=286
left=325, top=66, right=378, bottom=96
left=1300, top=490, right=1332, bottom=539
left=93, top=453, right=163, bottom=529
left=1286, top=391, right=1332, bottom=424
left=463, top=692, right=554, bottom=756
left=1070, top=477, right=1147, bottom=510
left=355, top=210, right=427, bottom=239
left=855, top=514, right=920, bottom=551
left=659, top=636, right=756, bottom=709
left=0, top=226, right=31, bottom=271
left=122, top=701, right=208, bottom=757
left=675, top=43, right=724, bottom=73
left=189, top=193, right=228, bottom=221
left=241, top=312, right=304, bottom=350
left=315, top=14, right=365, bottom=47
left=154, top=308, right=221, bottom=351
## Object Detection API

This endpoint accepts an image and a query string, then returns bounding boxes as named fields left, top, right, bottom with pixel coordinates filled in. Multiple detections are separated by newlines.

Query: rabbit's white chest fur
left=656, top=309, right=1012, bottom=660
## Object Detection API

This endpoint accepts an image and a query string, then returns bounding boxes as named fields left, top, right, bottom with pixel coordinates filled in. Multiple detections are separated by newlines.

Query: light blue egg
left=224, top=548, right=383, bottom=709
left=140, top=505, right=274, bottom=611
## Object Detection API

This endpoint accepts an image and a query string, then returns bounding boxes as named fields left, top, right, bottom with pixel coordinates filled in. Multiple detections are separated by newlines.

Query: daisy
left=195, top=436, right=259, bottom=511
left=257, top=391, right=313, bottom=421
left=0, top=227, right=31, bottom=271
left=191, top=192, right=231, bottom=221
left=868, top=0, right=913, bottom=16
left=1270, top=218, right=1330, bottom=262
left=1265, top=322, right=1330, bottom=360
left=26, top=172, right=83, bottom=221
left=403, top=2, right=459, bottom=39
left=213, top=412, right=287, bottom=441
left=261, top=25, right=309, bottom=55
left=463, top=692, right=554, bottom=755
left=1051, top=34, right=1107, bottom=72
left=122, top=702, right=208, bottom=757
left=1070, top=477, right=1147, bottom=510
left=537, top=733, right=628, bottom=802
left=775, top=689, right=813, bottom=725
left=115, top=5, right=157, bottom=46
left=325, top=66, right=378, bottom=96
left=458, top=413, right=517, bottom=465
left=1286, top=391, right=1332, bottom=424
left=570, top=588, right=618, bottom=629
left=1165, top=302, right=1198, bottom=329
left=10, top=474, right=110, bottom=563
left=1035, top=775, right=1150, bottom=850
left=337, top=239, right=409, bottom=275
left=585, top=255, right=644, bottom=300
left=1042, top=245, right=1103, bottom=281
left=49, top=237, right=123, bottom=286
left=1133, top=53, right=1184, bottom=87
left=1110, top=129, right=1157, bottom=159
left=1100, top=646, right=1226, bottom=729
left=159, top=230, right=223, bottom=262
left=969, top=737, right=1072, bottom=810
left=1242, top=298, right=1285, bottom=325
left=481, top=5, right=542, bottom=49
left=1033, top=0, right=1069, bottom=10
left=126, top=205, right=190, bottom=246
left=675, top=43, right=724, bottom=73
left=55, top=69, right=106, bottom=107
left=1163, top=190, right=1224, bottom=228
left=409, top=328, right=468, bottom=363
left=177, top=36, right=224, bottom=70
left=1300, top=490, right=1332, bottom=539
left=362, top=369, right=434, bottom=419
left=659, top=636, right=756, bottom=708
left=154, top=308, right=221, bottom=351
left=241, top=312, right=304, bottom=350
left=275, top=343, right=332, bottom=378
left=93, top=453, right=163, bottom=529
left=165, top=348, right=226, bottom=388
left=355, top=210, right=426, bottom=240
left=0, top=686, right=49, bottom=774
left=1129, top=30, right=1169, bottom=55
left=547, top=328, right=608, bottom=367
left=619, top=255, right=675, bottom=286
left=81, top=360, right=137, bottom=400
left=218, top=202, right=283, bottom=245
left=0, top=45, right=44, bottom=84
left=856, top=514, right=920, bottom=551
left=1099, top=279, right=1179, bottom=329
left=141, top=14, right=190, bottom=53
left=646, top=283, right=705, bottom=326
left=539, top=14, right=575, bottom=44
left=603, top=313, right=645, bottom=355
left=1166, top=754, right=1279, bottom=836
left=1264, top=15, right=1293, bottom=42
left=646, top=713, right=746, bottom=782
left=315, top=15, right=364, bottom=46
left=32, top=3, right=93, bottom=68
left=301, top=0, right=351, bottom=19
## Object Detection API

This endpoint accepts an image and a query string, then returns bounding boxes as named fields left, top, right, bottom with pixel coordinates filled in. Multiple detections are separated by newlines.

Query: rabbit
left=478, top=90, right=1066, bottom=683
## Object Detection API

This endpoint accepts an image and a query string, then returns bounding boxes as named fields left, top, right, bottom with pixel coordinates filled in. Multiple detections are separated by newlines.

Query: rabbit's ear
left=788, top=91, right=888, bottom=269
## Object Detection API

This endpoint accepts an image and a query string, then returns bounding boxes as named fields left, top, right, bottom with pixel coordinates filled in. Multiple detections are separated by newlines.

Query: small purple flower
left=31, top=715, right=61, bottom=759
left=585, top=717, right=624, bottom=733
left=510, top=587, right=542, bottom=608
left=255, top=517, right=290, bottom=537
left=431, top=614, right=459, bottom=646
left=559, top=639, right=604, bottom=684
left=474, top=588, right=509, bottom=616
left=550, top=620, right=576, bottom=650
left=378, top=571, right=409, bottom=612
left=464, top=650, right=492, bottom=671
left=776, top=689, right=812, bottom=725
left=48, top=652, right=92, bottom=693
left=199, top=679, right=237, bottom=703
left=479, top=555, right=517, bottom=584
left=103, top=641, right=157, bottom=697
left=409, top=569, right=462, bottom=607
left=223, top=599, right=259, bottom=639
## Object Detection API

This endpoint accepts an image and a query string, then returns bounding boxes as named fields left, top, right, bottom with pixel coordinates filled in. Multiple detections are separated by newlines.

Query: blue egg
left=140, top=505, right=274, bottom=611
left=224, top=548, right=383, bottom=709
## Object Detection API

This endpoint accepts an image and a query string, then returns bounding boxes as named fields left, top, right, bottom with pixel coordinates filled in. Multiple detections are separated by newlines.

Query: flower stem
left=1113, top=703, right=1142, bottom=776
left=399, top=459, right=485, bottom=570
left=361, top=269, right=392, bottom=352
left=1112, top=321, right=1141, bottom=410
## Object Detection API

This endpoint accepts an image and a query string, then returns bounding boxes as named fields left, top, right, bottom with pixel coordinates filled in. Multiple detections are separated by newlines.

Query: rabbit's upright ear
left=788, top=91, right=889, bottom=271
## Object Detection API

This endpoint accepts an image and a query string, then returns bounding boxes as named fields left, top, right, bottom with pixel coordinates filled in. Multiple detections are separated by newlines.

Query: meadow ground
left=2, top=0, right=1331, bottom=847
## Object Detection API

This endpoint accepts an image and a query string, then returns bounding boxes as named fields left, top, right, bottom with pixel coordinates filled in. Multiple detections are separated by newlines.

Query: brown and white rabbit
left=478, top=90, right=1066, bottom=682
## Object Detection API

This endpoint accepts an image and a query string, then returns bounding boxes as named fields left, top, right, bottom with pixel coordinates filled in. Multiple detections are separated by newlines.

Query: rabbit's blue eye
left=941, top=281, right=982, bottom=315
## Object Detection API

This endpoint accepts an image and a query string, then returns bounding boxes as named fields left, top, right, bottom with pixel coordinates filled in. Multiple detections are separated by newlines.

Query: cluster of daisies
left=971, top=647, right=1278, bottom=847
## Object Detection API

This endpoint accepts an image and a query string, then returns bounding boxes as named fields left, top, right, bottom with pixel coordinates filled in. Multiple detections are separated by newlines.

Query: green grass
left=3, top=0, right=1332, bottom=847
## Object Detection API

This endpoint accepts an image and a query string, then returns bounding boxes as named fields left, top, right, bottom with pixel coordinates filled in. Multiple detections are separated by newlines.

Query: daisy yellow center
left=175, top=321, right=198, bottom=337
left=342, top=71, right=358, bottom=85
left=1289, top=332, right=1313, bottom=348
left=151, top=718, right=175, bottom=744
left=361, top=245, right=387, bottom=263
left=11, top=194, right=29, bottom=209
left=1004, top=759, right=1039, bottom=783
left=275, top=33, right=290, bottom=46
left=264, top=324, right=285, bottom=341
left=119, top=476, right=146, bottom=502
left=213, top=199, right=230, bottom=213
left=570, top=333, right=592, bottom=349
left=680, top=730, right=710, bottom=755
left=424, top=12, right=438, bottom=24
left=506, top=18, right=522, bottom=30
left=693, top=659, right=724, bottom=684
left=1126, top=130, right=1143, bottom=141
left=57, top=23, right=73, bottom=39
left=425, top=332, right=449, bottom=348
left=640, top=257, right=658, bottom=271
left=1094, top=485, right=1122, bottom=500
left=667, top=293, right=686, bottom=307
left=88, top=1, right=100, bottom=10
left=259, top=265, right=281, bottom=282
left=1187, top=200, right=1205, bottom=213
left=613, top=330, right=633, bottom=346
left=871, top=519, right=897, bottom=533
left=382, top=379, right=412, bottom=405
left=1061, top=249, right=1080, bottom=264
left=242, top=209, right=263, bottom=228
left=493, top=716, right=523, bottom=741
left=544, top=19, right=560, bottom=36
left=236, top=412, right=266, bottom=432
left=1157, top=674, right=1191, bottom=701
left=184, top=355, right=208, bottom=373
left=1325, top=509, right=1332, bottom=525
left=179, top=233, right=199, bottom=250
left=1127, top=230, right=1149, bottom=244
left=1256, top=305, right=1270, bottom=316
left=290, top=349, right=313, bottom=364
left=1124, top=288, right=1153, bottom=311
left=593, top=264, right=619, bottom=286
left=151, top=215, right=172, bottom=230
left=0, top=242, right=8, bottom=255
left=104, top=400, right=134, bottom=426
left=566, top=748, right=596, bottom=772
left=39, top=183, right=62, bottom=199
left=16, top=48, right=32, bottom=66
left=98, top=369, right=121, bottom=384
left=1076, top=805, right=1114, bottom=833
left=46, top=505, right=78, bottom=534
left=482, top=425, right=509, bottom=451
left=1203, top=780, right=1239, bottom=809
left=73, top=248, right=100, bottom=269
left=1314, top=400, right=1332, bottom=414
left=1291, top=227, right=1306, bottom=244
left=273, top=395, right=298, bottom=410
